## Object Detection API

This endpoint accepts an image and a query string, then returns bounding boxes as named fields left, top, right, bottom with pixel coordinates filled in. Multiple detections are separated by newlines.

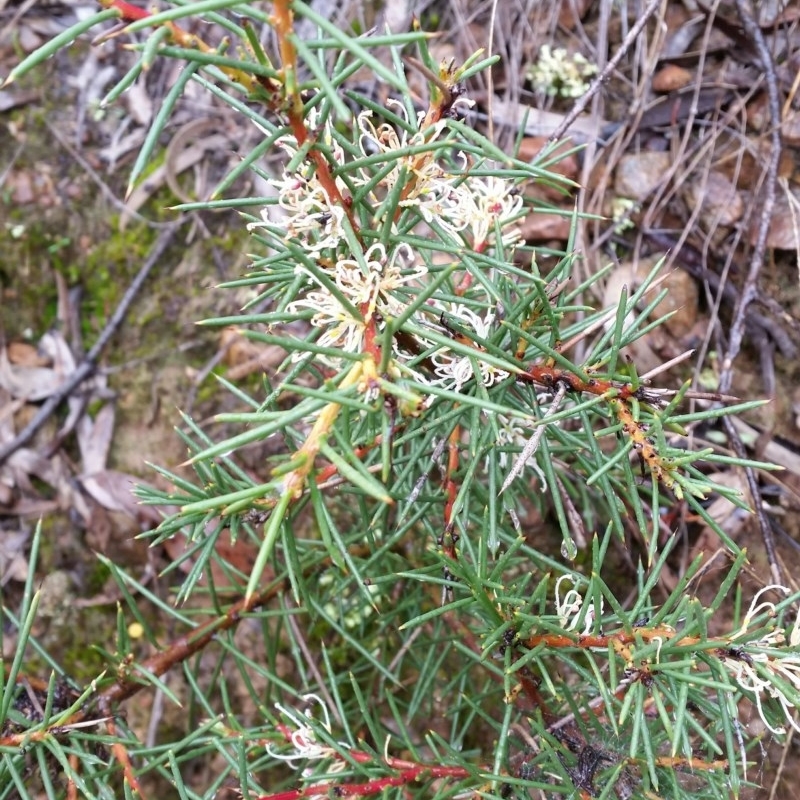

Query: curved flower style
left=430, top=304, right=509, bottom=391
left=555, top=574, right=603, bottom=636
left=286, top=243, right=426, bottom=365
left=720, top=585, right=800, bottom=735
left=267, top=693, right=348, bottom=775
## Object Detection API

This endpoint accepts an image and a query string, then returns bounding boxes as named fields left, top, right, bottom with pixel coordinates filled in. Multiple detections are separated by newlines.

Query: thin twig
left=0, top=222, right=183, bottom=466
left=719, top=1, right=782, bottom=392
left=719, top=0, right=783, bottom=585
left=723, top=415, right=782, bottom=585
left=501, top=384, right=567, bottom=494
left=546, top=0, right=664, bottom=145
left=44, top=120, right=178, bottom=230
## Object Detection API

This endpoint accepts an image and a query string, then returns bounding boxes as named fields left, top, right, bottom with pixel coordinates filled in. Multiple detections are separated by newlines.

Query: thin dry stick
left=501, top=383, right=567, bottom=493
left=719, top=0, right=783, bottom=585
left=546, top=0, right=664, bottom=145
left=719, top=1, right=782, bottom=392
left=0, top=222, right=183, bottom=466
left=44, top=120, right=177, bottom=230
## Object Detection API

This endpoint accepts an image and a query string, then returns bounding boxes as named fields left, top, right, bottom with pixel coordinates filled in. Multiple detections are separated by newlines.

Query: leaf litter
left=1, top=0, right=800, bottom=796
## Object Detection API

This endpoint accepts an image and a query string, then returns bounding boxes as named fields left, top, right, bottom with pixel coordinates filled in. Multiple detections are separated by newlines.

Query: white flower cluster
left=250, top=102, right=524, bottom=393
left=284, top=242, right=424, bottom=357
left=555, top=574, right=603, bottom=636
left=720, top=586, right=800, bottom=736
left=528, top=44, right=597, bottom=99
left=429, top=304, right=509, bottom=391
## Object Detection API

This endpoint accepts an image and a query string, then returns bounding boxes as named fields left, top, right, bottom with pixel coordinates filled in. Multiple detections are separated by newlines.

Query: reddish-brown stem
left=361, top=303, right=383, bottom=364
left=258, top=758, right=471, bottom=800
left=524, top=625, right=701, bottom=652
left=105, top=717, right=144, bottom=798
left=66, top=754, right=80, bottom=800
left=270, top=0, right=301, bottom=117
left=442, top=424, right=461, bottom=542
left=99, top=0, right=149, bottom=21
left=96, top=0, right=257, bottom=90
left=12, top=582, right=281, bottom=748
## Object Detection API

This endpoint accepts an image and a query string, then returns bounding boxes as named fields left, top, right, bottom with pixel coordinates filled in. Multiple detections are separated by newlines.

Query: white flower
left=285, top=286, right=366, bottom=358
left=357, top=101, right=449, bottom=195
left=356, top=103, right=475, bottom=243
left=270, top=172, right=350, bottom=255
left=268, top=694, right=348, bottom=771
left=528, top=45, right=597, bottom=98
left=554, top=574, right=602, bottom=635
left=445, top=175, right=524, bottom=248
left=720, top=587, right=800, bottom=735
left=248, top=109, right=360, bottom=256
left=430, top=304, right=509, bottom=391
left=286, top=243, right=425, bottom=365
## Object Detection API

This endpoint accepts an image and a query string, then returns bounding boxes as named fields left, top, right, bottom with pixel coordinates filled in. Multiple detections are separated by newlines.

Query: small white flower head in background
left=267, top=693, right=348, bottom=773
left=528, top=44, right=598, bottom=99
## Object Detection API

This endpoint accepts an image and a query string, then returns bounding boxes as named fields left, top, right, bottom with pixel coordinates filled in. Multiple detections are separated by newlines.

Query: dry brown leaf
left=0, top=332, right=80, bottom=404
left=688, top=472, right=752, bottom=566
left=162, top=519, right=263, bottom=592
left=0, top=89, right=39, bottom=112
left=76, top=403, right=116, bottom=475
left=79, top=470, right=154, bottom=523
left=83, top=503, right=150, bottom=568
left=0, top=527, right=30, bottom=585
left=120, top=120, right=230, bottom=229
left=5, top=342, right=50, bottom=367
left=489, top=98, right=609, bottom=143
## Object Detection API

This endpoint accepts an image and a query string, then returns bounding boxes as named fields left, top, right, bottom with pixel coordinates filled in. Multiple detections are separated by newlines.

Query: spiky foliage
left=2, top=3, right=798, bottom=800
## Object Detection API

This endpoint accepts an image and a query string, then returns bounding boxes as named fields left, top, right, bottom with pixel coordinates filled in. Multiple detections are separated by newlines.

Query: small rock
left=604, top=255, right=699, bottom=338
left=749, top=186, right=800, bottom=250
left=681, top=171, right=743, bottom=229
left=652, top=65, right=693, bottom=93
left=614, top=152, right=672, bottom=202
left=781, top=108, right=800, bottom=146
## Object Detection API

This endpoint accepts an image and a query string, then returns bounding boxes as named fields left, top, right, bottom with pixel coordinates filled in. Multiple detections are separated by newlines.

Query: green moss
left=54, top=609, right=112, bottom=682
left=84, top=559, right=113, bottom=596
